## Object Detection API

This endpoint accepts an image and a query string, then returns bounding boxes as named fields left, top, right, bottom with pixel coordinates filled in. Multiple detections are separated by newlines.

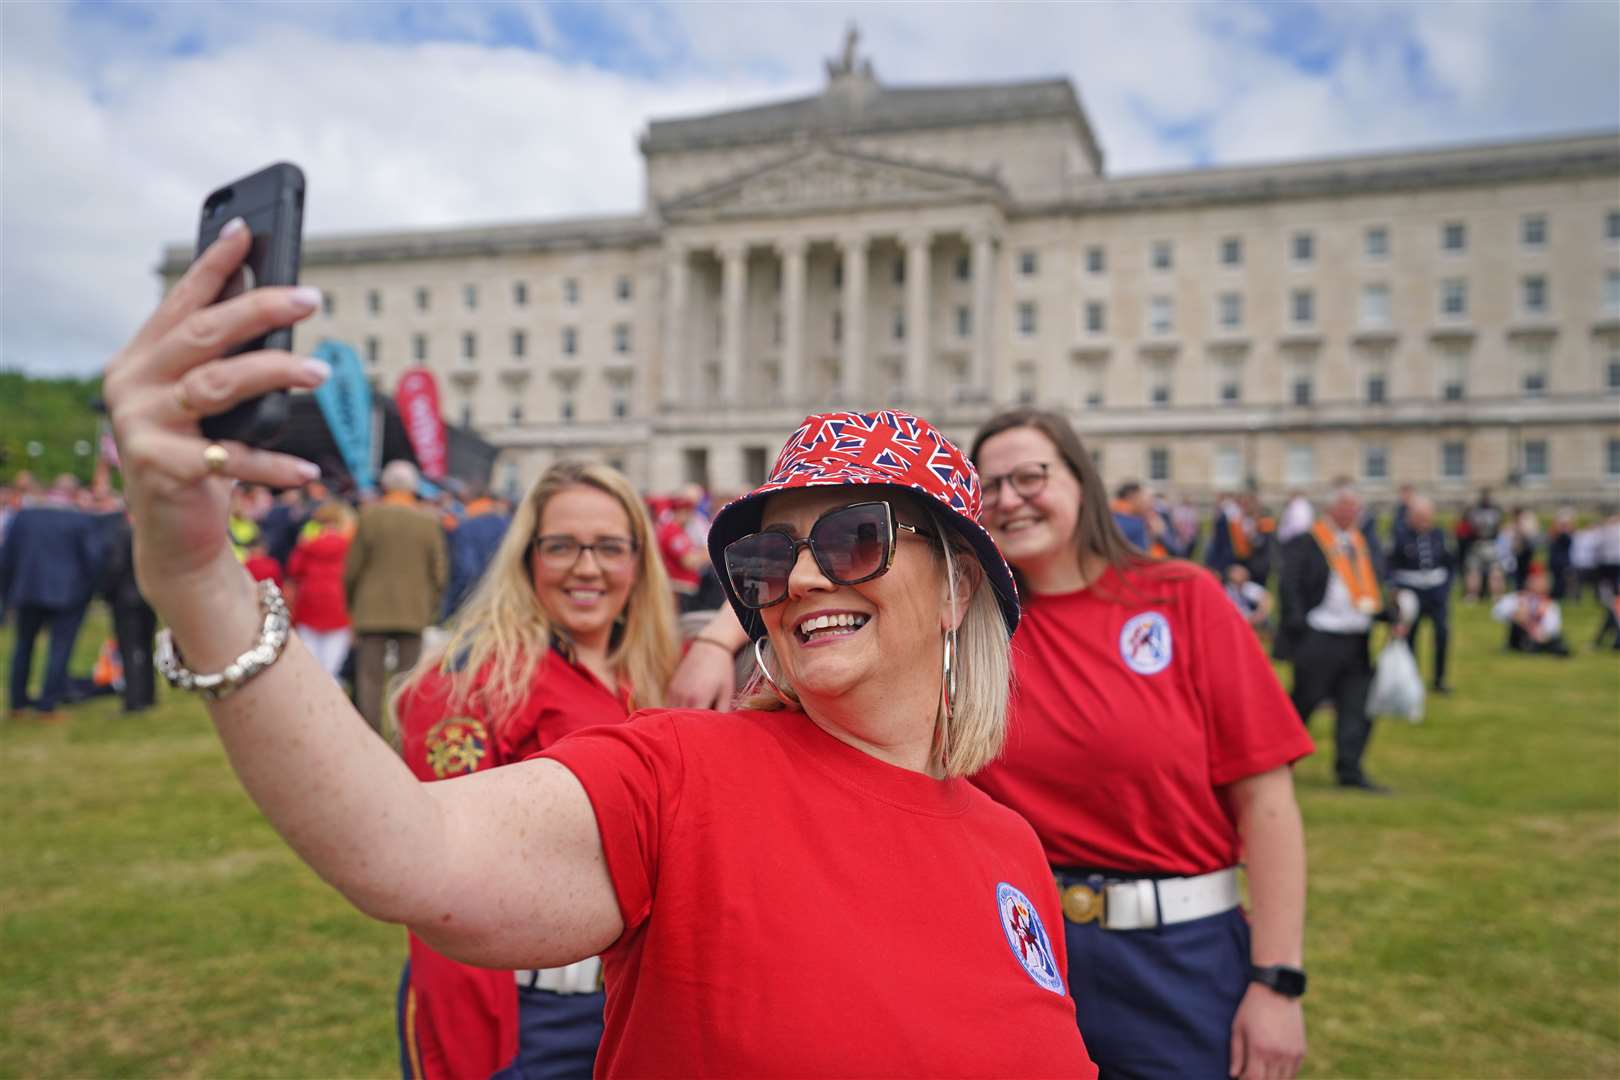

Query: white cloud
left=3, top=0, right=1615, bottom=377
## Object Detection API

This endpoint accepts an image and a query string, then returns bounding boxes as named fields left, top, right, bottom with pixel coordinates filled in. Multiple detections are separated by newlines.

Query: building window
left=1218, top=292, right=1242, bottom=330
left=1608, top=209, right=1620, bottom=242
left=365, top=336, right=379, bottom=366
left=1441, top=441, right=1467, bottom=480
left=1364, top=444, right=1389, bottom=481
left=1085, top=301, right=1106, bottom=335
left=1018, top=250, right=1038, bottom=277
left=1439, top=345, right=1468, bottom=401
left=1018, top=302, right=1037, bottom=336
left=1085, top=246, right=1106, bottom=274
left=321, top=293, right=335, bottom=317
left=365, top=289, right=381, bottom=316
left=1441, top=278, right=1468, bottom=318
left=1015, top=363, right=1037, bottom=406
left=955, top=254, right=971, bottom=282
left=1522, top=275, right=1548, bottom=316
left=1147, top=447, right=1170, bottom=483
left=461, top=332, right=476, bottom=361
left=511, top=402, right=525, bottom=424
left=616, top=275, right=632, bottom=302
left=831, top=310, right=843, bottom=344
left=1212, top=447, right=1243, bottom=489
left=460, top=402, right=473, bottom=428
left=955, top=305, right=971, bottom=338
left=1291, top=289, right=1315, bottom=325
left=1522, top=439, right=1548, bottom=480
left=1285, top=444, right=1315, bottom=486
left=1149, top=295, right=1173, bottom=335
left=1523, top=346, right=1549, bottom=396
left=1151, top=240, right=1173, bottom=271
left=1365, top=226, right=1389, bottom=259
left=1522, top=214, right=1547, bottom=249
left=1605, top=347, right=1620, bottom=394
left=1441, top=221, right=1467, bottom=253
left=511, top=330, right=526, bottom=359
left=463, top=284, right=478, bottom=310
left=561, top=327, right=577, bottom=356
left=559, top=399, right=574, bottom=423
left=1608, top=438, right=1620, bottom=478
left=1217, top=364, right=1242, bottom=404
left=1220, top=237, right=1243, bottom=266
left=1291, top=372, right=1314, bottom=406
left=1366, top=371, right=1387, bottom=404
left=614, top=323, right=631, bottom=354
left=1360, top=284, right=1391, bottom=327
left=772, top=310, right=783, bottom=347
left=563, top=278, right=580, bottom=304
left=412, top=333, right=427, bottom=362
left=1604, top=270, right=1620, bottom=313
left=892, top=258, right=905, bottom=286
left=832, top=263, right=844, bottom=290
left=613, top=395, right=630, bottom=420
left=1292, top=232, right=1314, bottom=263
left=1149, top=380, right=1171, bottom=408
left=415, top=287, right=430, bottom=312
left=513, top=282, right=528, bottom=307
left=892, top=308, right=906, bottom=342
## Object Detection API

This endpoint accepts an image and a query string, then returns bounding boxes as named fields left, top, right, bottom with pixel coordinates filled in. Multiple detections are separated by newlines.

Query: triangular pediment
left=663, top=146, right=1005, bottom=221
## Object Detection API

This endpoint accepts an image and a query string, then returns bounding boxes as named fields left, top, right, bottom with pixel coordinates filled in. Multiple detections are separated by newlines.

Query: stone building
left=163, top=35, right=1620, bottom=505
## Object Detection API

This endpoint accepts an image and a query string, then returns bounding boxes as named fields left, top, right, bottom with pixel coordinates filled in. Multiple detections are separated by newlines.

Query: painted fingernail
left=289, top=286, right=322, bottom=311
left=301, top=357, right=332, bottom=383
left=295, top=460, right=321, bottom=481
left=220, top=217, right=248, bottom=240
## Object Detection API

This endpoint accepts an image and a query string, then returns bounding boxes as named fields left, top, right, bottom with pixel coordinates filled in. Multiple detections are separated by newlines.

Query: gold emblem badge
left=424, top=716, right=490, bottom=778
left=1061, top=883, right=1104, bottom=924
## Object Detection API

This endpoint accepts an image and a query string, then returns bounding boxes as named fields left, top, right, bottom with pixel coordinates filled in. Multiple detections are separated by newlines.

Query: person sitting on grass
left=1223, top=561, right=1274, bottom=639
left=1492, top=567, right=1570, bottom=657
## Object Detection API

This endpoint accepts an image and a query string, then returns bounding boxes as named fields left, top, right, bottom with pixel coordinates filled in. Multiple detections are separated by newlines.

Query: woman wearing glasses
left=968, top=408, right=1312, bottom=1080
left=100, top=230, right=1093, bottom=1078
left=391, top=460, right=678, bottom=1080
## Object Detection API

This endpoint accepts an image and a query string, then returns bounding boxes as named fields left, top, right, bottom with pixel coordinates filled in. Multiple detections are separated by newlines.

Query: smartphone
left=193, top=162, right=306, bottom=445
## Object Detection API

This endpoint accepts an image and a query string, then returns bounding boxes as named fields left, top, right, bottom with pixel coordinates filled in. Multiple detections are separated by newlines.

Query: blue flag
left=311, top=339, right=374, bottom=492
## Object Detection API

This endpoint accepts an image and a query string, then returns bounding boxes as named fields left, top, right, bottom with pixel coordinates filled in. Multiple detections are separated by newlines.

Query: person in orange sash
left=1276, top=481, right=1399, bottom=793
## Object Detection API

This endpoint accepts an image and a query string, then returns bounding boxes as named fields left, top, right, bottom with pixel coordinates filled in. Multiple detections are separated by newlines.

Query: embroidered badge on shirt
left=1119, top=611, right=1173, bottom=675
left=424, top=716, right=490, bottom=778
left=996, top=882, right=1065, bottom=995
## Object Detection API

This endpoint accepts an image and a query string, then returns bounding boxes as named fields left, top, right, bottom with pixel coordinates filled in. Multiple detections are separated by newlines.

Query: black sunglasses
left=724, top=501, right=920, bottom=610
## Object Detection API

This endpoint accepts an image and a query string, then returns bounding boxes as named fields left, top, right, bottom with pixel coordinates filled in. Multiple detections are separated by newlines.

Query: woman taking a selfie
left=969, top=408, right=1312, bottom=1080
left=392, top=460, right=678, bottom=1080
left=101, top=225, right=1094, bottom=1078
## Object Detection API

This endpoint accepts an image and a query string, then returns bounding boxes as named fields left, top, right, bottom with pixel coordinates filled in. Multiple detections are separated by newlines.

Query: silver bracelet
left=155, top=578, right=292, bottom=700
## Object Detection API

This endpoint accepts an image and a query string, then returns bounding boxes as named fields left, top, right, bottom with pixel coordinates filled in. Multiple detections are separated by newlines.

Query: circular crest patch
left=424, top=716, right=490, bottom=778
left=1119, top=611, right=1173, bottom=675
left=996, top=882, right=1065, bottom=995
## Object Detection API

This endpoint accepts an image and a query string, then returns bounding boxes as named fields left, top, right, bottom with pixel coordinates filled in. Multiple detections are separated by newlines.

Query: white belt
left=515, top=956, right=602, bottom=995
left=1393, top=569, right=1447, bottom=589
left=1058, top=867, right=1240, bottom=931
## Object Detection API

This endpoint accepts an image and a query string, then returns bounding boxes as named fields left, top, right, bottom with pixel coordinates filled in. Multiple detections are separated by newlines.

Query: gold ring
left=174, top=382, right=196, bottom=415
left=202, top=443, right=229, bottom=476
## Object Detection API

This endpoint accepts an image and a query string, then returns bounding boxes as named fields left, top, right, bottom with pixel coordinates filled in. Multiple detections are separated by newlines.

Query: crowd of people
left=7, top=229, right=1620, bottom=1080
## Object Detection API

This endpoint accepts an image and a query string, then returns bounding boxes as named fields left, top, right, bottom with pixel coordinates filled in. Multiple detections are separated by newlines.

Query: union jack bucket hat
left=707, top=409, right=1020, bottom=641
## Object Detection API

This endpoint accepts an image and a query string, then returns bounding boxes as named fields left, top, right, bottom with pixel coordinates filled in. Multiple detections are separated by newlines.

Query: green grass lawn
left=2, top=600, right=1617, bottom=1078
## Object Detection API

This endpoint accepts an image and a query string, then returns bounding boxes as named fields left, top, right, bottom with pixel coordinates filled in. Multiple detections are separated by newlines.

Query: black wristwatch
left=1249, top=964, right=1308, bottom=998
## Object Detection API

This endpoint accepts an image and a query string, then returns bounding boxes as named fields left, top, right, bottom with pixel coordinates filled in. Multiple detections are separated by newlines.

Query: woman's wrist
left=147, top=556, right=262, bottom=671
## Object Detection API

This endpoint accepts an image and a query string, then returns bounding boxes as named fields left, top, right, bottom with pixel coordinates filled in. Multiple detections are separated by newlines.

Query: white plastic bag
left=1368, top=638, right=1425, bottom=723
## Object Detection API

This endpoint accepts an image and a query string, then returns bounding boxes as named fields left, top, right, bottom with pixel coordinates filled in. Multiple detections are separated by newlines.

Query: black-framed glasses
left=529, top=534, right=638, bottom=573
left=982, top=462, right=1051, bottom=507
left=724, top=501, right=919, bottom=610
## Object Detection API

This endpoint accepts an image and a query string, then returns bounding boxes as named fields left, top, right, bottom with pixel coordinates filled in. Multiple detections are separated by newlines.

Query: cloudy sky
left=4, top=0, right=1617, bottom=377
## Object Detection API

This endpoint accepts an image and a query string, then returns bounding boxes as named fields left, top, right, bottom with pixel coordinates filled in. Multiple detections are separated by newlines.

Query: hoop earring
left=936, top=625, right=957, bottom=770
left=753, top=638, right=795, bottom=707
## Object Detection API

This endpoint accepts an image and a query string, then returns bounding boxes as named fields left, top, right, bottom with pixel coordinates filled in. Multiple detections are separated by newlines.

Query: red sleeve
left=1185, top=572, right=1315, bottom=786
left=534, top=710, right=688, bottom=932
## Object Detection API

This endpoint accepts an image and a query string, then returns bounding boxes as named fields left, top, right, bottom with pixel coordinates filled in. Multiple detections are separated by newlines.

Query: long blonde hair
left=392, top=461, right=678, bottom=737
left=739, top=495, right=1012, bottom=778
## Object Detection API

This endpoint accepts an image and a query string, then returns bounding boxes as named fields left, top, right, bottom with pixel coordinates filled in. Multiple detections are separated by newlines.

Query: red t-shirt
left=397, top=648, right=631, bottom=1080
left=656, top=519, right=701, bottom=590
left=285, top=530, right=351, bottom=632
left=539, top=708, right=1096, bottom=1079
left=973, top=562, right=1313, bottom=877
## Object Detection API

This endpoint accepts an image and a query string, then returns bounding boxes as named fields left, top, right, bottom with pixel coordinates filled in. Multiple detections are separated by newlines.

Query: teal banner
left=311, top=339, right=374, bottom=492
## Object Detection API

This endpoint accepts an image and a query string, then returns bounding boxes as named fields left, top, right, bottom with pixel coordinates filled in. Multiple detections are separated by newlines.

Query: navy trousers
left=1408, top=585, right=1451, bottom=688
left=1061, top=878, right=1251, bottom=1080
left=8, top=603, right=87, bottom=712
left=491, top=986, right=604, bottom=1080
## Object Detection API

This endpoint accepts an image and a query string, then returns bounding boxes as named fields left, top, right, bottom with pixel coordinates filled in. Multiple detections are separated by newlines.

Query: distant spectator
left=1277, top=491, right=1314, bottom=544
left=97, top=509, right=158, bottom=714
left=1109, top=481, right=1150, bottom=552
left=442, top=483, right=511, bottom=621
left=1569, top=522, right=1599, bottom=603
left=656, top=491, right=708, bottom=612
left=344, top=460, right=448, bottom=731
left=287, top=500, right=355, bottom=681
left=260, top=485, right=315, bottom=569
left=1462, top=488, right=1504, bottom=600
left=0, top=475, right=104, bottom=720
left=1546, top=509, right=1575, bottom=601
left=1511, top=508, right=1541, bottom=591
left=227, top=485, right=263, bottom=562
left=1389, top=483, right=1416, bottom=548
left=1223, top=562, right=1274, bottom=636
left=1493, top=569, right=1570, bottom=656
left=1388, top=495, right=1456, bottom=693
left=243, top=540, right=284, bottom=589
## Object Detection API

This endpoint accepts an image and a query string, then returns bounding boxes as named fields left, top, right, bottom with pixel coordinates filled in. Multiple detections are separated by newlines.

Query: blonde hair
left=739, top=495, right=1012, bottom=778
left=391, top=461, right=678, bottom=738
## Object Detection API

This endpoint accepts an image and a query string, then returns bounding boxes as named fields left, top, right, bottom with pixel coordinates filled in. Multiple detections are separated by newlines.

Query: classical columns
left=718, top=240, right=747, bottom=404
left=777, top=238, right=807, bottom=407
left=660, top=243, right=689, bottom=409
left=968, top=226, right=998, bottom=402
left=840, top=234, right=869, bottom=404
left=902, top=229, right=931, bottom=404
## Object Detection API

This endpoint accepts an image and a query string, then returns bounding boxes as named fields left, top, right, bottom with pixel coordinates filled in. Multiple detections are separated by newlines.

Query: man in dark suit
left=1276, top=481, right=1397, bottom=793
left=98, top=510, right=158, bottom=714
left=0, top=476, right=105, bottom=720
left=1388, top=495, right=1455, bottom=694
